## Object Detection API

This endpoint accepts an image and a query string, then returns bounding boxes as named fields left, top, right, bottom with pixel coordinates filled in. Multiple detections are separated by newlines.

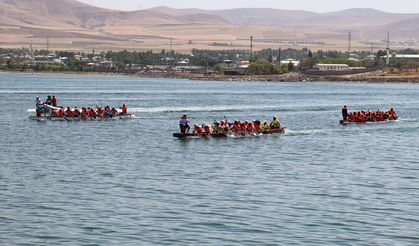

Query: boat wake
left=128, top=105, right=332, bottom=113
left=285, top=128, right=337, bottom=136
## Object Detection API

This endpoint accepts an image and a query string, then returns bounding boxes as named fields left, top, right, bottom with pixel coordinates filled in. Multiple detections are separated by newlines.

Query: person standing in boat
left=35, top=96, right=44, bottom=117
left=45, top=96, right=52, bottom=106
left=342, top=105, right=348, bottom=121
left=51, top=96, right=57, bottom=107
left=179, top=115, right=190, bottom=134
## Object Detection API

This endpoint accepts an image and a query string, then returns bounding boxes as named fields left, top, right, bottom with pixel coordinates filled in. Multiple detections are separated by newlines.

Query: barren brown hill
left=0, top=0, right=418, bottom=52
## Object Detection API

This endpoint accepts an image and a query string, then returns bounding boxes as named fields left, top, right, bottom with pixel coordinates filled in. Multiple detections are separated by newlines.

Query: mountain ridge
left=0, top=0, right=418, bottom=51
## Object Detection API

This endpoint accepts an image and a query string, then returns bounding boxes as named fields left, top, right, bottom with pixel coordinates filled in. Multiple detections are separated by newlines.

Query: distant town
left=1, top=46, right=418, bottom=82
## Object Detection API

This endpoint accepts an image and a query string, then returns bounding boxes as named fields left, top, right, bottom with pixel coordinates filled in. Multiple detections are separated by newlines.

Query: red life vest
left=194, top=126, right=203, bottom=134
left=254, top=124, right=261, bottom=132
left=246, top=123, right=254, bottom=132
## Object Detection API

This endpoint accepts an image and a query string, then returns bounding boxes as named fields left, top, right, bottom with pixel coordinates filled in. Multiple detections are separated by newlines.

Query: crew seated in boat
left=245, top=121, right=254, bottom=133
left=193, top=124, right=204, bottom=134
left=261, top=121, right=270, bottom=132
left=57, top=107, right=64, bottom=117
left=81, top=108, right=89, bottom=118
left=388, top=108, right=397, bottom=118
left=232, top=120, right=241, bottom=134
left=270, top=116, right=281, bottom=129
left=179, top=115, right=190, bottom=134
left=65, top=107, right=73, bottom=117
left=88, top=108, right=96, bottom=118
left=73, top=107, right=80, bottom=118
left=346, top=109, right=397, bottom=122
left=253, top=120, right=261, bottom=133
left=182, top=115, right=285, bottom=136
left=97, top=107, right=103, bottom=117
left=212, top=121, right=223, bottom=134
left=120, top=104, right=128, bottom=115
left=203, top=124, right=212, bottom=135
left=111, top=107, right=119, bottom=116
left=103, top=106, right=111, bottom=117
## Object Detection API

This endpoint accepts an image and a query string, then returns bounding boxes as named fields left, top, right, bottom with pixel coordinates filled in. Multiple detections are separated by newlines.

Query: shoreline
left=0, top=70, right=126, bottom=77
left=1, top=70, right=418, bottom=83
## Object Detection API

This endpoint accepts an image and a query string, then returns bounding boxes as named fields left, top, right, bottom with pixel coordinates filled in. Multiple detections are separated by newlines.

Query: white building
left=390, top=54, right=419, bottom=59
left=313, top=64, right=350, bottom=71
left=280, top=59, right=300, bottom=66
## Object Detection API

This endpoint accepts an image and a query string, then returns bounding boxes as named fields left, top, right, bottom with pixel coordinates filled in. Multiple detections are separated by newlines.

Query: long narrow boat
left=29, top=114, right=135, bottom=121
left=173, top=127, right=286, bottom=139
left=340, top=117, right=398, bottom=125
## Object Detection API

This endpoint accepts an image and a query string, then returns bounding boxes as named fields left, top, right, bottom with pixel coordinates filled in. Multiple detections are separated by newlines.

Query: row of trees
left=1, top=47, right=418, bottom=73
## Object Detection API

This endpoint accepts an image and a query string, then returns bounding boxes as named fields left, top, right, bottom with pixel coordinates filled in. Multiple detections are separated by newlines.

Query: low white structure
left=280, top=59, right=300, bottom=66
left=313, top=64, right=349, bottom=71
left=390, top=54, right=419, bottom=59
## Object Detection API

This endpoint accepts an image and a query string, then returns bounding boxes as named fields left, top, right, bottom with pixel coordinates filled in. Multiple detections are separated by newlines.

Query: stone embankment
left=135, top=70, right=419, bottom=83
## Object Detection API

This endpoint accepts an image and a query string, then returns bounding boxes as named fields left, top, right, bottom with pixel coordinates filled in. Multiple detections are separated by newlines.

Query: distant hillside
left=150, top=6, right=417, bottom=27
left=365, top=17, right=419, bottom=40
left=0, top=0, right=418, bottom=51
left=300, top=8, right=417, bottom=27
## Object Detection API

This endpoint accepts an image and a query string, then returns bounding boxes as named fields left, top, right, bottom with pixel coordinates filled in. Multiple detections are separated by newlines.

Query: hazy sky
left=78, top=0, right=419, bottom=13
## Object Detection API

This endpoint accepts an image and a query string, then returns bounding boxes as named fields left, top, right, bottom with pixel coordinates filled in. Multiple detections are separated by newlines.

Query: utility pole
left=348, top=30, right=352, bottom=58
left=278, top=47, right=281, bottom=64
left=205, top=52, right=209, bottom=75
left=46, top=37, right=49, bottom=52
left=249, top=36, right=253, bottom=62
left=371, top=42, right=374, bottom=56
left=170, top=38, right=173, bottom=55
left=386, top=29, right=390, bottom=66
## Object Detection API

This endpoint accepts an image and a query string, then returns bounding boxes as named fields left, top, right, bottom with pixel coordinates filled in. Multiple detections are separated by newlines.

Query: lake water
left=1, top=74, right=419, bottom=245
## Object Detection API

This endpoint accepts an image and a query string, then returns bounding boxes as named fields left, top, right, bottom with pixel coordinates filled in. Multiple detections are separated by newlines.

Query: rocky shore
left=134, top=71, right=419, bottom=83
left=2, top=70, right=418, bottom=83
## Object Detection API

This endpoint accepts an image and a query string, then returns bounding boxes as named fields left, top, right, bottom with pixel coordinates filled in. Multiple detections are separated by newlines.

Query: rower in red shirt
left=253, top=120, right=261, bottom=133
left=97, top=107, right=103, bottom=117
left=58, top=107, right=64, bottom=117
left=51, top=96, right=57, bottom=107
left=246, top=121, right=254, bottom=133
left=73, top=107, right=80, bottom=117
left=388, top=108, right=396, bottom=116
left=121, top=104, right=128, bottom=115
left=88, top=108, right=96, bottom=118
left=81, top=108, right=89, bottom=119
left=203, top=124, right=212, bottom=135
left=65, top=107, right=73, bottom=117
left=193, top=124, right=204, bottom=135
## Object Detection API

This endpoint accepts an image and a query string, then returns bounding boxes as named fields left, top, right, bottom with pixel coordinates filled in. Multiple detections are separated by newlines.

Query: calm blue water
left=1, top=74, right=419, bottom=245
